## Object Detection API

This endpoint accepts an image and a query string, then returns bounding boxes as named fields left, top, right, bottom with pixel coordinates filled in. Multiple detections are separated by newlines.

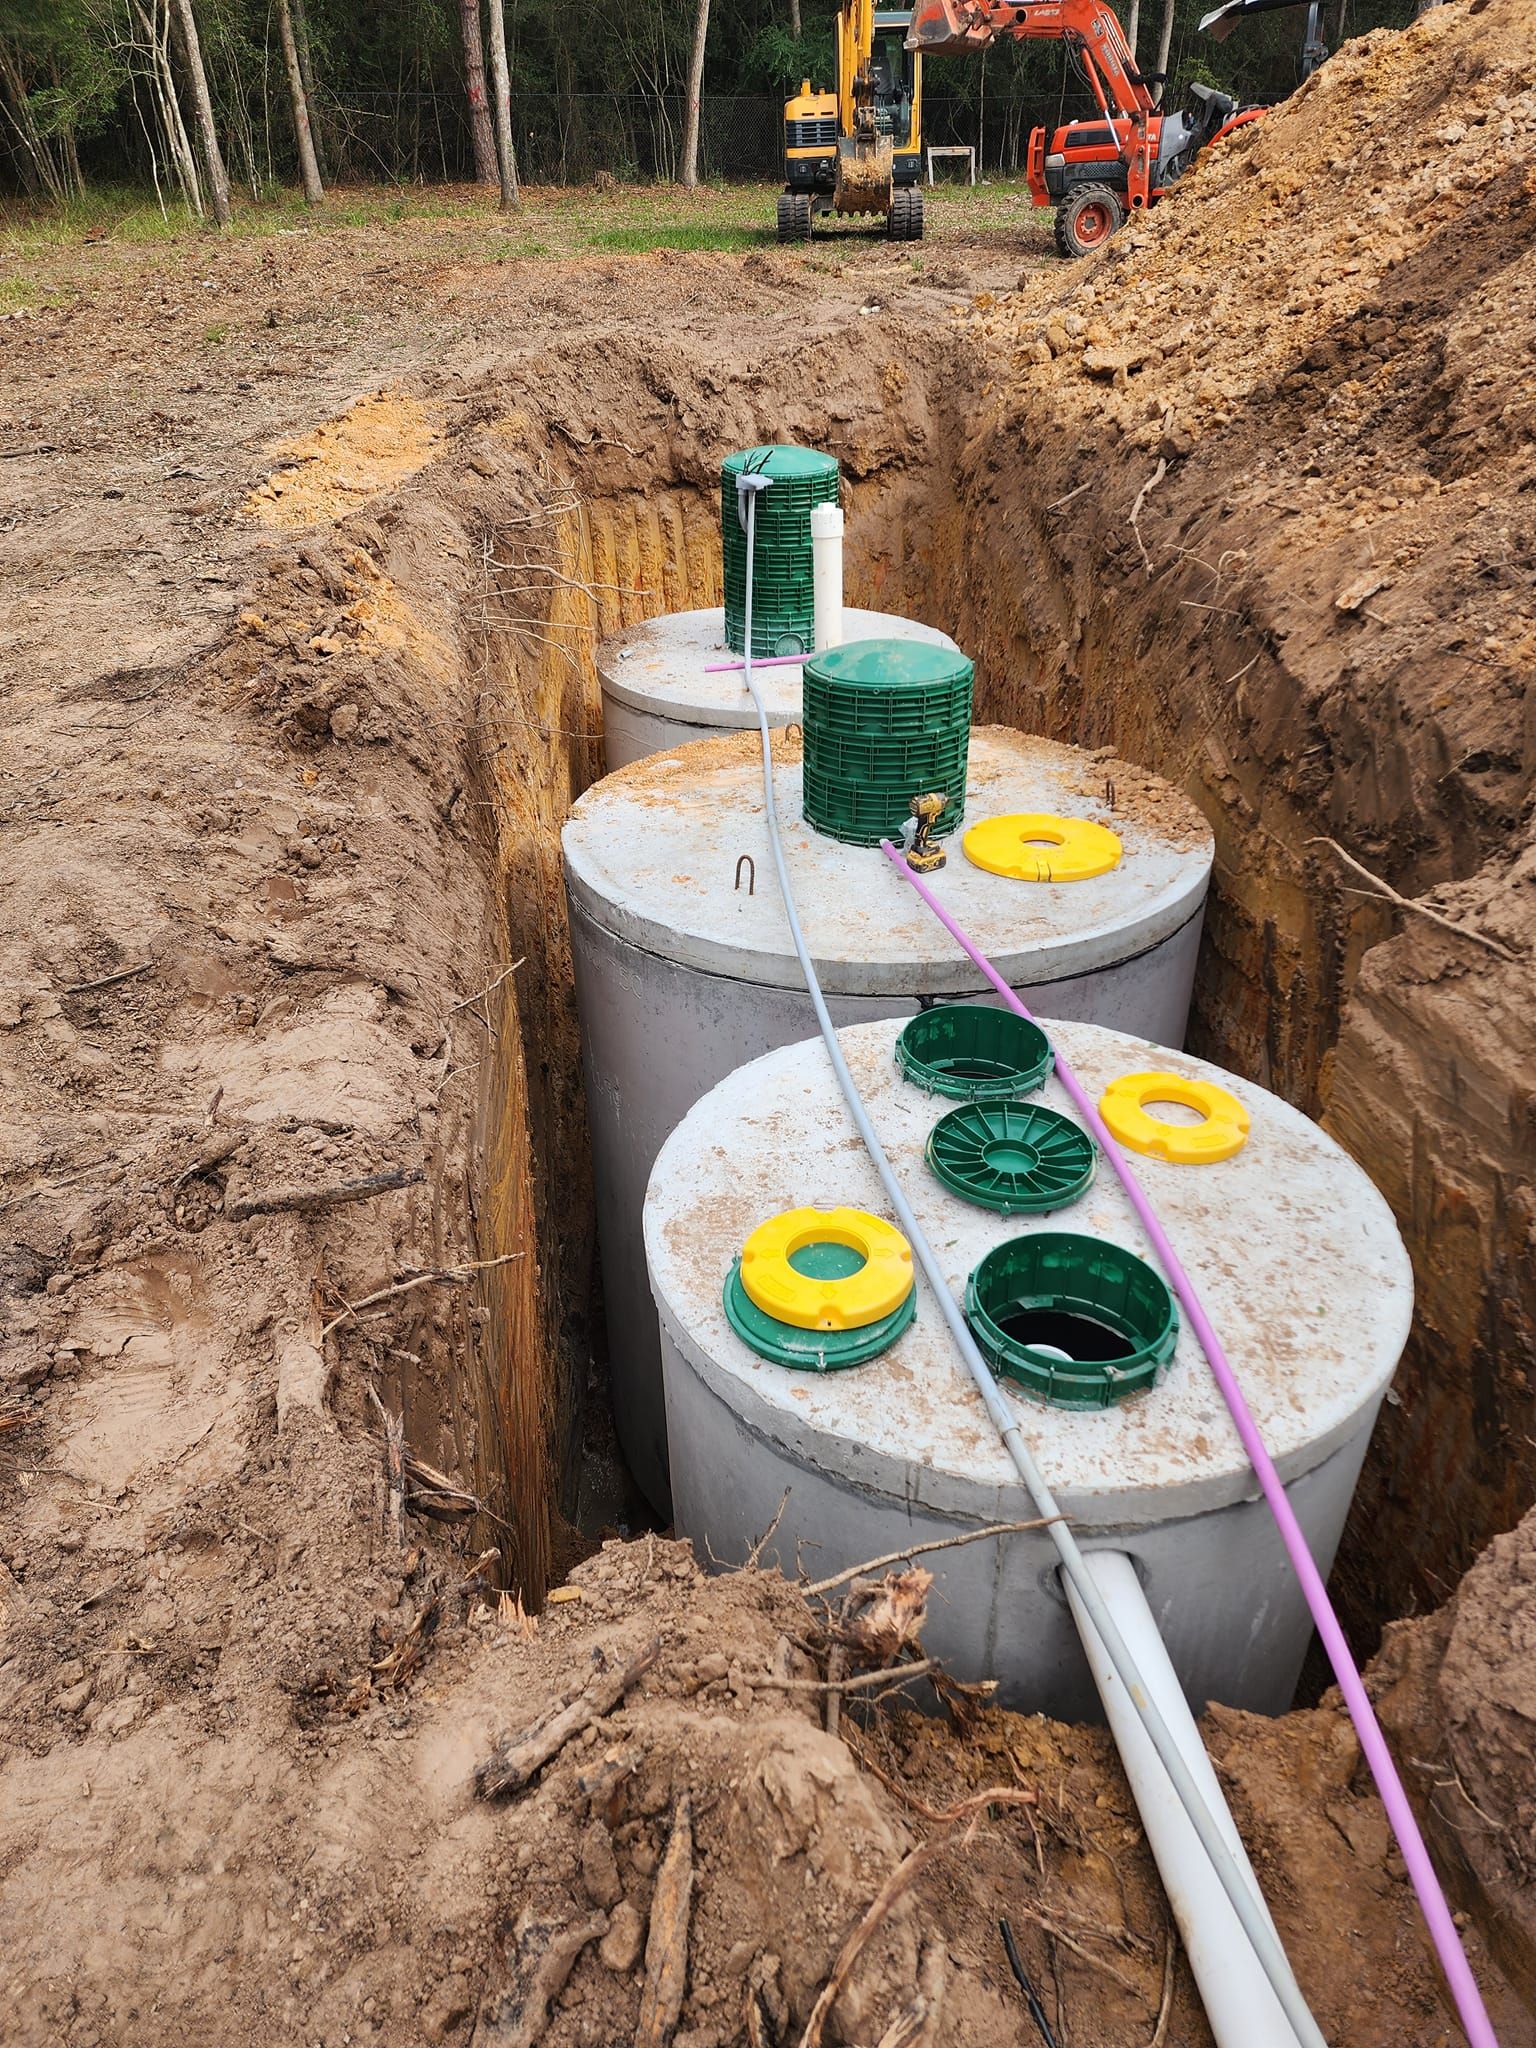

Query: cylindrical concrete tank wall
left=645, top=1016, right=1412, bottom=1718
left=563, top=727, right=1214, bottom=1508
left=597, top=607, right=961, bottom=770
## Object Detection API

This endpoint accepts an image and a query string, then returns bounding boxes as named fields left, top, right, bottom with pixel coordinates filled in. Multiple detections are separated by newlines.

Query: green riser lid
left=723, top=1259, right=915, bottom=1370
left=926, top=1100, right=1096, bottom=1214
left=802, top=641, right=973, bottom=741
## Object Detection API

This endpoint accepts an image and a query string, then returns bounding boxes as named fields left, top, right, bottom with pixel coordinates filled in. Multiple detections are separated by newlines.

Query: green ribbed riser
left=800, top=760, right=968, bottom=847
left=721, top=445, right=840, bottom=658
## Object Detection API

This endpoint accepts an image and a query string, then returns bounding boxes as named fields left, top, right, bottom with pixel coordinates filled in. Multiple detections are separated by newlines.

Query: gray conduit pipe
left=734, top=470, right=1319, bottom=2048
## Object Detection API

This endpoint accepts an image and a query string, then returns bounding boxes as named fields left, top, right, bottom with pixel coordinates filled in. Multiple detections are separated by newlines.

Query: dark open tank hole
left=993, top=1307, right=1139, bottom=1366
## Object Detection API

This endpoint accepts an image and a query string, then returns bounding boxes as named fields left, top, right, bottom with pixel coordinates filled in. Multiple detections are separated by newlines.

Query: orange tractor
left=905, top=0, right=1265, bottom=255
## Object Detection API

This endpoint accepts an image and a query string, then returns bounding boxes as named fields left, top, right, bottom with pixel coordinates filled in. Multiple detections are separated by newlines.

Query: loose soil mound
left=246, top=391, right=445, bottom=529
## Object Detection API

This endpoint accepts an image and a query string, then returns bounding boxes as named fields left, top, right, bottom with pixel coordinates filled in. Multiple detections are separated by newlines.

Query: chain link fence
left=312, top=89, right=1100, bottom=189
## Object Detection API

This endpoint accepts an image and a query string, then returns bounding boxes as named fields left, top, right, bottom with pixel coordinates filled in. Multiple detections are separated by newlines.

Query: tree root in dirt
left=225, top=1163, right=425, bottom=1220
left=636, top=1793, right=693, bottom=2048
left=322, top=1250, right=524, bottom=1339
left=472, top=1905, right=609, bottom=2048
left=475, top=1635, right=662, bottom=1798
left=1306, top=835, right=1518, bottom=961
left=875, top=1937, right=948, bottom=2048
left=799, top=1792, right=1040, bottom=2048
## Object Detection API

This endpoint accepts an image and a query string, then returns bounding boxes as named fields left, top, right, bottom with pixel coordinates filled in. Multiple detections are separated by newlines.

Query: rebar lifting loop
left=734, top=853, right=756, bottom=896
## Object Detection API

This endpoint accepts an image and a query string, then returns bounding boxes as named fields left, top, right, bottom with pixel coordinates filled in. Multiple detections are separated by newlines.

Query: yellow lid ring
left=739, top=1206, right=914, bottom=1331
left=963, top=812, right=1123, bottom=883
left=1098, top=1072, right=1251, bottom=1164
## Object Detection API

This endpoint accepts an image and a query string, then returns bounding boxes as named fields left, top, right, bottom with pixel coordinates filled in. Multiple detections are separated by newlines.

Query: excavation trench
left=432, top=327, right=1531, bottom=1664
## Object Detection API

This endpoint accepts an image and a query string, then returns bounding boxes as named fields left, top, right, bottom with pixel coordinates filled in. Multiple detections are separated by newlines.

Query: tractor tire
left=1054, top=183, right=1126, bottom=259
left=777, top=192, right=812, bottom=243
left=887, top=186, right=924, bottom=242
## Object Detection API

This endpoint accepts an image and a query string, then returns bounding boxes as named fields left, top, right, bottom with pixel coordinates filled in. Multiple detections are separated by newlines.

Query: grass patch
left=0, top=175, right=1054, bottom=284
left=587, top=221, right=766, bottom=253
left=0, top=274, right=47, bottom=311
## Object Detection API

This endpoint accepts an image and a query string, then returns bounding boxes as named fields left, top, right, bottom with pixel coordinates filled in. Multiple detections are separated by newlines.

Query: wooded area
left=0, top=0, right=1412, bottom=207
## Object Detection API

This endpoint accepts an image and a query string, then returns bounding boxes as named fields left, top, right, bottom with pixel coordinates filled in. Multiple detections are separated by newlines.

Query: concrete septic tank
left=644, top=1016, right=1413, bottom=1720
left=563, top=727, right=1214, bottom=1510
left=596, top=606, right=961, bottom=769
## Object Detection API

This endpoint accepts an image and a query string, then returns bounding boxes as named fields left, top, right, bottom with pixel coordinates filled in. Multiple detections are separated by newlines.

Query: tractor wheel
left=887, top=186, right=924, bottom=241
left=1055, top=183, right=1126, bottom=259
left=777, top=192, right=812, bottom=242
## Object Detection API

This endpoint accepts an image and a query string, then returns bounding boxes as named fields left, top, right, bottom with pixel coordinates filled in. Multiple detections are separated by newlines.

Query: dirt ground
left=3, top=3, right=1536, bottom=2042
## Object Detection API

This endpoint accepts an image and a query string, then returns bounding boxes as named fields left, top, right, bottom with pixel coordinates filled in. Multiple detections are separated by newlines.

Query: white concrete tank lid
left=644, top=1017, right=1413, bottom=1525
left=596, top=606, right=960, bottom=730
left=564, top=728, right=1214, bottom=999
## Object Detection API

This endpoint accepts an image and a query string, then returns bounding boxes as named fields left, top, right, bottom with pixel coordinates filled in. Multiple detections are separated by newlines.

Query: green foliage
left=737, top=22, right=834, bottom=96
left=0, top=0, right=119, bottom=140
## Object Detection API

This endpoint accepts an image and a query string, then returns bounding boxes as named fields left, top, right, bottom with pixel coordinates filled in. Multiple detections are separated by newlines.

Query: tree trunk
left=486, top=0, right=520, bottom=210
left=0, top=43, right=64, bottom=203
left=459, top=0, right=499, bottom=186
left=169, top=0, right=231, bottom=225
left=276, top=0, right=324, bottom=202
left=1125, top=0, right=1140, bottom=62
left=291, top=0, right=330, bottom=184
left=1153, top=0, right=1175, bottom=100
left=139, top=0, right=203, bottom=214
left=789, top=0, right=802, bottom=37
left=679, top=0, right=710, bottom=188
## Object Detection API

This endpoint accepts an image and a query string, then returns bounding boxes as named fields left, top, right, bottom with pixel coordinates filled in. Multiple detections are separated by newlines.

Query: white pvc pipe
left=1064, top=1551, right=1303, bottom=2048
left=810, top=502, right=844, bottom=650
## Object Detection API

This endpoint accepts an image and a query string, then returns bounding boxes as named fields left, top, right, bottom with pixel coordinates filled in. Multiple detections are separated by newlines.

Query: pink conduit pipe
left=702, top=651, right=809, bottom=673
left=878, top=838, right=1499, bottom=2048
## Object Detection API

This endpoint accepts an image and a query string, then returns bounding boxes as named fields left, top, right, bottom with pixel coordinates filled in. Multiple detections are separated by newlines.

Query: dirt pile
left=2, top=1524, right=1509, bottom=2047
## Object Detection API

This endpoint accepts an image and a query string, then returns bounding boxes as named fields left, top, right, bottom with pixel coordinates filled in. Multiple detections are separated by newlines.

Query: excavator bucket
left=904, top=0, right=995, bottom=54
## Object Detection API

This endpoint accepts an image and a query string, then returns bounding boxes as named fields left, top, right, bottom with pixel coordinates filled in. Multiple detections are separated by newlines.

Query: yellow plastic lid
left=1098, top=1072, right=1251, bottom=1164
left=963, top=812, right=1123, bottom=882
left=738, top=1205, right=914, bottom=1331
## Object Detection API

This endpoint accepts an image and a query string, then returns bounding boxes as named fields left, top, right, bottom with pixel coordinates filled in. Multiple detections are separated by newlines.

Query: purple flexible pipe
left=879, top=837, right=1498, bottom=2048
left=702, top=651, right=811, bottom=673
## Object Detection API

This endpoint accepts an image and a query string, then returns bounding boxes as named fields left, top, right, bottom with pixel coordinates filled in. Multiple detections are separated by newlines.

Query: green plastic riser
left=895, top=1005, right=1055, bottom=1101
left=723, top=1258, right=915, bottom=1371
left=801, top=762, right=966, bottom=847
left=801, top=637, right=975, bottom=845
left=722, top=444, right=840, bottom=658
left=965, top=1232, right=1178, bottom=1409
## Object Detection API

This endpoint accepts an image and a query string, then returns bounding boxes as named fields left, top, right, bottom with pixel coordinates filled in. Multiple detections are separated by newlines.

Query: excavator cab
left=1154, top=80, right=1239, bottom=182
left=779, top=4, right=925, bottom=241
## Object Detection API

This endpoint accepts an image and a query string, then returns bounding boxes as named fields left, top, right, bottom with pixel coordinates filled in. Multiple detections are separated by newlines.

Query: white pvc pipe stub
left=810, top=502, right=844, bottom=651
left=1064, top=1552, right=1306, bottom=2048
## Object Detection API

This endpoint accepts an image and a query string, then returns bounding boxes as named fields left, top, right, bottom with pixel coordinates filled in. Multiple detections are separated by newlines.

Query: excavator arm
left=906, top=0, right=1159, bottom=207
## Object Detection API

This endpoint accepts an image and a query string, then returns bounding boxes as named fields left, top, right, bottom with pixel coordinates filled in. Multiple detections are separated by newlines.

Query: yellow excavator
left=778, top=0, right=925, bottom=241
